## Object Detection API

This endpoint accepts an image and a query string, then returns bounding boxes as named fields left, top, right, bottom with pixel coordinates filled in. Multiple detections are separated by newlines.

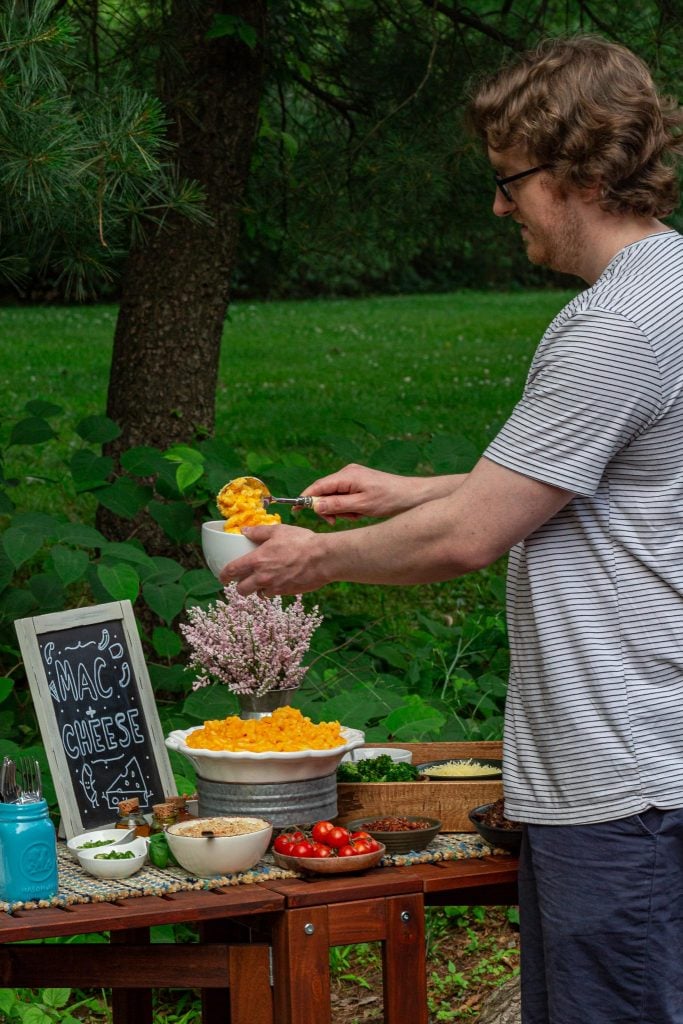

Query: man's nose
left=493, top=188, right=515, bottom=217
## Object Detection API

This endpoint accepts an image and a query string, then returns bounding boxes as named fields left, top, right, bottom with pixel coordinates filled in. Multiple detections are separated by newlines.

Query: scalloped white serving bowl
left=165, top=725, right=365, bottom=783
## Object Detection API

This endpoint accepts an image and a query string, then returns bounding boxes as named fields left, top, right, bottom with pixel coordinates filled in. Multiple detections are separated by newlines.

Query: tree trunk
left=478, top=975, right=521, bottom=1024
left=100, top=0, right=266, bottom=546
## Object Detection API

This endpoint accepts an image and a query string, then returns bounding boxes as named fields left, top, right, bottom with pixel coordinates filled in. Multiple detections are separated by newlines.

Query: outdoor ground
left=327, top=906, right=520, bottom=1023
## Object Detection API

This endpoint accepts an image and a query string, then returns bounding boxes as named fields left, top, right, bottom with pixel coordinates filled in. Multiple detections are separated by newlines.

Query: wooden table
left=0, top=855, right=518, bottom=1024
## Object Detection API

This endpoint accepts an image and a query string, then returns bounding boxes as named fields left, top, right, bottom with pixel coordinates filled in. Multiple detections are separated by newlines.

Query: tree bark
left=104, top=0, right=265, bottom=453
left=99, top=0, right=266, bottom=545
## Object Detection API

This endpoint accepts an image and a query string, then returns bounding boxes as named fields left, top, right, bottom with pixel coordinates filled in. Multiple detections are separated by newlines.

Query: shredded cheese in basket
left=186, top=705, right=344, bottom=753
left=423, top=759, right=501, bottom=777
left=216, top=477, right=281, bottom=533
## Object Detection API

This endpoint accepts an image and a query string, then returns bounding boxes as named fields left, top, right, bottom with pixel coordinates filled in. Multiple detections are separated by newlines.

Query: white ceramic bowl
left=166, top=725, right=365, bottom=783
left=202, top=521, right=256, bottom=577
left=165, top=816, right=272, bottom=876
left=341, top=746, right=413, bottom=764
left=76, top=837, right=148, bottom=879
left=66, top=828, right=136, bottom=861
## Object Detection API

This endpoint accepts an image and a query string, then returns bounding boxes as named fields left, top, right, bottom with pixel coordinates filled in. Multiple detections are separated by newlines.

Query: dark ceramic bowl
left=416, top=758, right=502, bottom=780
left=468, top=803, right=523, bottom=854
left=344, top=815, right=441, bottom=855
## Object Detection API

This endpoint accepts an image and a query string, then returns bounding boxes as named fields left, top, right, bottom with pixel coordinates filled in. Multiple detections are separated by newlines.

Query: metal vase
left=235, top=689, right=295, bottom=720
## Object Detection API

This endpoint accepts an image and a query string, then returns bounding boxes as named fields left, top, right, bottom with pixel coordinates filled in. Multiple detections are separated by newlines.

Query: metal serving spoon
left=227, top=476, right=315, bottom=510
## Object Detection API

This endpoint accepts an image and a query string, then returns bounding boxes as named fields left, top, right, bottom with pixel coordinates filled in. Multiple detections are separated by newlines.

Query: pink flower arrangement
left=181, top=583, right=323, bottom=696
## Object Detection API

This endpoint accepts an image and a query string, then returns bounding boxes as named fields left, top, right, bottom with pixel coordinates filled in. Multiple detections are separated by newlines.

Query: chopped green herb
left=78, top=839, right=115, bottom=849
left=94, top=849, right=136, bottom=860
left=337, top=755, right=421, bottom=783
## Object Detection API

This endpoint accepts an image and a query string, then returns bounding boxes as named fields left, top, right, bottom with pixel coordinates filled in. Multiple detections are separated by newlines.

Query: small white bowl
left=165, top=816, right=272, bottom=877
left=202, top=521, right=256, bottom=578
left=341, top=747, right=413, bottom=764
left=77, top=837, right=148, bottom=879
left=66, top=828, right=135, bottom=861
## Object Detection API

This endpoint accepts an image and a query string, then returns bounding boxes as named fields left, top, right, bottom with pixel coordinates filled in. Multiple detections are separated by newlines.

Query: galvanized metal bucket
left=196, top=770, right=338, bottom=827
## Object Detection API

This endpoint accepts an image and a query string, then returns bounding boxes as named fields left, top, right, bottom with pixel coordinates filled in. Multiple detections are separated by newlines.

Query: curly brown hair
left=468, top=35, right=683, bottom=218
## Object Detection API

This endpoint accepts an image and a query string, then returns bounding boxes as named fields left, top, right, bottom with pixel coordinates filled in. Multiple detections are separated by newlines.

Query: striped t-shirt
left=485, top=230, right=683, bottom=825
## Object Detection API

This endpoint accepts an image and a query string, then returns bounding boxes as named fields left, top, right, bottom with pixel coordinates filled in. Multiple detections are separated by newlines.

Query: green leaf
left=148, top=501, right=195, bottom=542
left=96, top=478, right=153, bottom=518
left=56, top=523, right=106, bottom=548
left=0, top=588, right=37, bottom=620
left=182, top=684, right=237, bottom=721
left=206, top=13, right=257, bottom=46
left=164, top=445, right=204, bottom=465
left=76, top=415, right=121, bottom=444
left=9, top=417, right=56, bottom=446
left=381, top=695, right=446, bottom=740
left=120, top=446, right=167, bottom=476
left=144, top=557, right=185, bottom=585
left=0, top=677, right=14, bottom=704
left=0, top=489, right=15, bottom=515
left=99, top=542, right=155, bottom=568
left=97, top=563, right=140, bottom=602
left=70, top=449, right=114, bottom=491
left=28, top=573, right=66, bottom=610
left=24, top=400, right=63, bottom=418
left=42, top=989, right=71, bottom=1009
left=2, top=527, right=44, bottom=568
left=10, top=512, right=60, bottom=540
left=18, top=1004, right=54, bottom=1024
left=148, top=662, right=191, bottom=693
left=142, top=582, right=186, bottom=624
left=175, top=462, right=204, bottom=493
left=0, top=989, right=16, bottom=1012
left=182, top=568, right=221, bottom=597
left=50, top=545, right=90, bottom=586
left=151, top=626, right=182, bottom=658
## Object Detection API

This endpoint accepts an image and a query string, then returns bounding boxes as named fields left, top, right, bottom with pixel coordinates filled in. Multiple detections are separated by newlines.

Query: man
left=222, top=37, right=683, bottom=1023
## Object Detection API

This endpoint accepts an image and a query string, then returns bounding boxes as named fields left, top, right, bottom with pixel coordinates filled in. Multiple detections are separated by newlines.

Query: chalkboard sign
left=15, top=601, right=177, bottom=838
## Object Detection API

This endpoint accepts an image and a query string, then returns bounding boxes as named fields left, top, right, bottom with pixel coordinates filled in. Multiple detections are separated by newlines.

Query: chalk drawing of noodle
left=80, top=763, right=99, bottom=809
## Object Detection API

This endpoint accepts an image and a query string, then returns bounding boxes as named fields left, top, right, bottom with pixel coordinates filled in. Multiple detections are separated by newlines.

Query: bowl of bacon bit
left=343, top=815, right=441, bottom=855
left=468, top=799, right=523, bottom=854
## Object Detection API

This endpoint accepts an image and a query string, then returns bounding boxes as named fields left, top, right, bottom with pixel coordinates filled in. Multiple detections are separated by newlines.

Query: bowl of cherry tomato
left=271, top=821, right=386, bottom=874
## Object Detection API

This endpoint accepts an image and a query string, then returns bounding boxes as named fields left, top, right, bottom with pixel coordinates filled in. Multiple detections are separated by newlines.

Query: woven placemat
left=1, top=833, right=494, bottom=914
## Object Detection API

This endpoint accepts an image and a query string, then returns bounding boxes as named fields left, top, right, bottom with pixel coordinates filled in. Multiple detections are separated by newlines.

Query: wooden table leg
left=383, top=892, right=428, bottom=1024
left=110, top=928, right=152, bottom=1024
left=271, top=905, right=331, bottom=1024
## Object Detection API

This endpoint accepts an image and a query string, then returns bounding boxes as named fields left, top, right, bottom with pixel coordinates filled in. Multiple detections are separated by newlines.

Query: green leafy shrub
left=0, top=400, right=507, bottom=814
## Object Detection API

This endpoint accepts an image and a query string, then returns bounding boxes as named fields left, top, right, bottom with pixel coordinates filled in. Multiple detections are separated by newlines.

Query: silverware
left=111, top=828, right=139, bottom=846
left=17, top=757, right=42, bottom=803
left=225, top=476, right=315, bottom=510
left=2, top=757, right=19, bottom=803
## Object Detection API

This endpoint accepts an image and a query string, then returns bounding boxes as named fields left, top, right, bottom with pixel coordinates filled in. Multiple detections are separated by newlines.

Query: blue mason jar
left=0, top=799, right=59, bottom=904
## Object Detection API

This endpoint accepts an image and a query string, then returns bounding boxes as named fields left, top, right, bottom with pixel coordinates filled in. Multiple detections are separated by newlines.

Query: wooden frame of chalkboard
left=15, top=600, right=177, bottom=839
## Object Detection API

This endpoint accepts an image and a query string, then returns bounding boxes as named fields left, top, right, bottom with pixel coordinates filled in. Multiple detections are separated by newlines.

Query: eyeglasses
left=494, top=164, right=551, bottom=202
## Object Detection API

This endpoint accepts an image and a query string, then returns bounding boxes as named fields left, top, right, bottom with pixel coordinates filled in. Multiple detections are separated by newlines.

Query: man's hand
left=218, top=523, right=331, bottom=596
left=304, top=463, right=465, bottom=524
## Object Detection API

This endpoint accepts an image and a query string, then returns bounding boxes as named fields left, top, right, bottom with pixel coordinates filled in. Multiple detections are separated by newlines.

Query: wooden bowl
left=272, top=843, right=385, bottom=874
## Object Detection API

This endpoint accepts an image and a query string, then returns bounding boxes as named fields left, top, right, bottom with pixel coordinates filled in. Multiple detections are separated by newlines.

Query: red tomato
left=311, top=820, right=336, bottom=844
left=310, top=844, right=334, bottom=858
left=351, top=839, right=372, bottom=854
left=337, top=844, right=358, bottom=857
left=325, top=827, right=350, bottom=849
left=273, top=835, right=296, bottom=854
left=365, top=838, right=381, bottom=852
left=350, top=830, right=373, bottom=841
left=290, top=841, right=315, bottom=858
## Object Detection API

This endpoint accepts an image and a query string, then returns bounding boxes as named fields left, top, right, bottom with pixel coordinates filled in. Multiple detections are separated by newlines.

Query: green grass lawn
left=1, top=290, right=575, bottom=466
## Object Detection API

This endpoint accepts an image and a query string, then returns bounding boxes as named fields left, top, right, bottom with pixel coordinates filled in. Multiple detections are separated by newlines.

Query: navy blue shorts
left=519, top=807, right=683, bottom=1024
